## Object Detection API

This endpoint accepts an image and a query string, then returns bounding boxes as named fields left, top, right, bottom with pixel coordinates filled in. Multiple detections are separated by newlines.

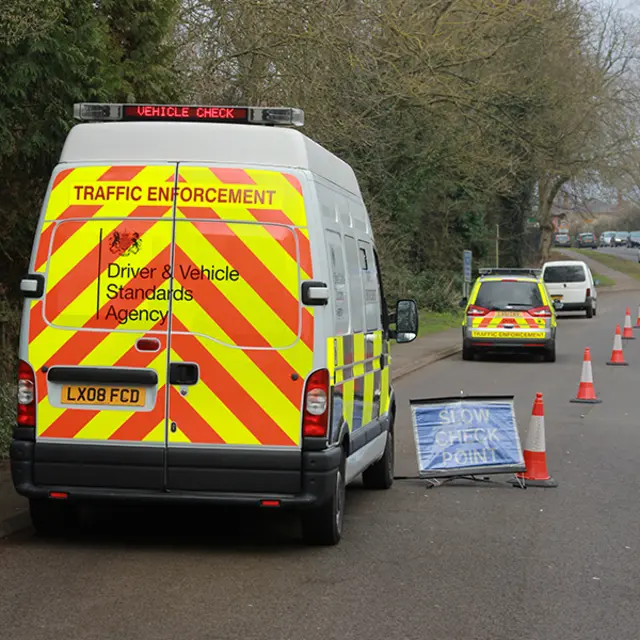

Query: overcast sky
left=614, top=0, right=640, bottom=14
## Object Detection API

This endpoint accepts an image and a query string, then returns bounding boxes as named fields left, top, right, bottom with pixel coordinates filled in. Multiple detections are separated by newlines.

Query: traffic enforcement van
left=10, top=103, right=419, bottom=545
left=460, top=268, right=559, bottom=362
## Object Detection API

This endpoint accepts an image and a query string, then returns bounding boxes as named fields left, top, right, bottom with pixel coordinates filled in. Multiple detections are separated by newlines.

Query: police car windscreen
left=543, top=265, right=586, bottom=283
left=475, top=282, right=543, bottom=310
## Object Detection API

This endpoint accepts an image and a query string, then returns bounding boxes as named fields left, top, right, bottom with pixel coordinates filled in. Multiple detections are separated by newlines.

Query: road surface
left=2, top=293, right=640, bottom=640
left=596, top=246, right=640, bottom=262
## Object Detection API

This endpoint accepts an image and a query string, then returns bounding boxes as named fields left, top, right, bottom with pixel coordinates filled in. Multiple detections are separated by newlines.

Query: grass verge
left=592, top=271, right=615, bottom=287
left=573, top=249, right=640, bottom=281
left=418, top=309, right=462, bottom=337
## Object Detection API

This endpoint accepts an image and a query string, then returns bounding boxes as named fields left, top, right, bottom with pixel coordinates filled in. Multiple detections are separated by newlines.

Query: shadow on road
left=15, top=487, right=376, bottom=552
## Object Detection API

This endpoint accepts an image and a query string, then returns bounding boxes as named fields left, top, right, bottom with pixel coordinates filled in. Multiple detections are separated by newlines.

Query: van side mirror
left=393, top=299, right=418, bottom=343
left=594, top=279, right=600, bottom=286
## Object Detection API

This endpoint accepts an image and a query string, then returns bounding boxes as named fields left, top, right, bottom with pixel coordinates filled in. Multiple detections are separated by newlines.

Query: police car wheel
left=301, top=453, right=345, bottom=546
left=29, top=499, right=77, bottom=537
left=462, top=345, right=474, bottom=361
left=362, top=428, right=394, bottom=490
left=543, top=341, right=556, bottom=363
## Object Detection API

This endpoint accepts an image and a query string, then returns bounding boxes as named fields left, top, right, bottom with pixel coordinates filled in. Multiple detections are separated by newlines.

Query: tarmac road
left=597, top=246, right=640, bottom=262
left=2, top=292, right=640, bottom=640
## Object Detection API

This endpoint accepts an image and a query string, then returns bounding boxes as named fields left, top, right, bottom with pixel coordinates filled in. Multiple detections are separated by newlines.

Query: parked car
left=541, top=260, right=598, bottom=318
left=627, top=231, right=640, bottom=248
left=613, top=231, right=630, bottom=247
left=552, top=232, right=572, bottom=247
left=575, top=232, right=598, bottom=249
left=599, top=231, right=615, bottom=247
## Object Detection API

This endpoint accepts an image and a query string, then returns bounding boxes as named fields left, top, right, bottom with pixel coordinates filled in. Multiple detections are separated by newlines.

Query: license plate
left=472, top=331, right=546, bottom=339
left=495, top=311, right=519, bottom=317
left=552, top=295, right=563, bottom=300
left=62, top=385, right=146, bottom=407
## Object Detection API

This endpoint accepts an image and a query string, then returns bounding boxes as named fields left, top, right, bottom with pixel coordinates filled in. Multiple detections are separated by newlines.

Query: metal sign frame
left=409, top=395, right=525, bottom=479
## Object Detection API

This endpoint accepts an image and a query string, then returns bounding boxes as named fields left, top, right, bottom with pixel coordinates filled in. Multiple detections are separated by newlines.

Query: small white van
left=541, top=260, right=598, bottom=318
left=11, top=103, right=419, bottom=545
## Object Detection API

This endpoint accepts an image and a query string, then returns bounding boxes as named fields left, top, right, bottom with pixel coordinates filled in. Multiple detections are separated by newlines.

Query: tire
left=302, top=451, right=346, bottom=546
left=29, top=499, right=77, bottom=537
left=586, top=303, right=593, bottom=318
left=362, top=428, right=394, bottom=490
left=462, top=345, right=474, bottom=361
left=543, top=341, right=556, bottom=362
left=593, top=304, right=597, bottom=317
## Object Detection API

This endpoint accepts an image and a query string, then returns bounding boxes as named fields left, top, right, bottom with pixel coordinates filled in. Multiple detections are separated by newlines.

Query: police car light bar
left=73, top=103, right=304, bottom=126
left=479, top=268, right=542, bottom=277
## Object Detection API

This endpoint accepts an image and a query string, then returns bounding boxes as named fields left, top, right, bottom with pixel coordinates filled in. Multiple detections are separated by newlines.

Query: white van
left=541, top=260, right=598, bottom=318
left=11, top=103, right=419, bottom=545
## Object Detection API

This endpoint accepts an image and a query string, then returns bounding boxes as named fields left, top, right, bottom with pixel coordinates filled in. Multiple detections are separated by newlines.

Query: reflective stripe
left=327, top=331, right=388, bottom=432
left=28, top=164, right=313, bottom=447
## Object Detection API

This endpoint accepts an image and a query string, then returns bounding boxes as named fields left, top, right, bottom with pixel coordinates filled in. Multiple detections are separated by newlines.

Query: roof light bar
left=73, top=103, right=304, bottom=126
left=479, top=268, right=541, bottom=277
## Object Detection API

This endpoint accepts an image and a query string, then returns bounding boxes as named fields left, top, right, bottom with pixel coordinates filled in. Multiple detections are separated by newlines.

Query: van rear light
left=528, top=306, right=552, bottom=318
left=467, top=305, right=489, bottom=316
left=302, top=369, right=329, bottom=437
left=17, top=360, right=36, bottom=427
left=586, top=288, right=591, bottom=297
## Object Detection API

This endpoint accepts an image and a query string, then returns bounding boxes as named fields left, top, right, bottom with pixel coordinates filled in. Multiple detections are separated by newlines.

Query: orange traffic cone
left=571, top=348, right=602, bottom=404
left=634, top=305, right=640, bottom=329
left=510, top=393, right=557, bottom=488
left=607, top=325, right=628, bottom=366
left=622, top=307, right=635, bottom=340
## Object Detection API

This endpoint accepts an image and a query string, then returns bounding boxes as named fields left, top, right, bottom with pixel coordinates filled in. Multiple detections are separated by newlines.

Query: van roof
left=59, top=122, right=363, bottom=197
left=542, top=260, right=587, bottom=269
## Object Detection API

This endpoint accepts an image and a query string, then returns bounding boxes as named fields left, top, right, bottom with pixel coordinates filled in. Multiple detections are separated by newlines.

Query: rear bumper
left=557, top=300, right=589, bottom=311
left=464, top=330, right=554, bottom=351
left=10, top=438, right=340, bottom=509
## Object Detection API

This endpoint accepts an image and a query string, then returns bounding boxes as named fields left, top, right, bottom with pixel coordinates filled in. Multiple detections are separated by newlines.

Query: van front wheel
left=302, top=453, right=345, bottom=546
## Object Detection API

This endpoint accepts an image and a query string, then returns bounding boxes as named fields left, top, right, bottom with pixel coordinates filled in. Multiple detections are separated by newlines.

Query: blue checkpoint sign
left=463, top=250, right=472, bottom=283
left=409, top=395, right=525, bottom=478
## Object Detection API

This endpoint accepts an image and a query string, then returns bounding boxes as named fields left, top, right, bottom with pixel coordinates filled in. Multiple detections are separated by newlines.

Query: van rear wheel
left=301, top=453, right=345, bottom=546
left=29, top=499, right=77, bottom=537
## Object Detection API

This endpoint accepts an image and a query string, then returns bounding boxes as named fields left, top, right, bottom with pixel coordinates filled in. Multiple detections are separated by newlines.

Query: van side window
left=358, top=240, right=381, bottom=331
left=326, top=230, right=350, bottom=335
left=344, top=235, right=364, bottom=333
left=359, top=247, right=368, bottom=271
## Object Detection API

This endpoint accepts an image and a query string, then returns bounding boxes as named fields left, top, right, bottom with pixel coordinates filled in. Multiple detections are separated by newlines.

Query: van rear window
left=475, top=281, right=543, bottom=310
left=543, top=266, right=586, bottom=283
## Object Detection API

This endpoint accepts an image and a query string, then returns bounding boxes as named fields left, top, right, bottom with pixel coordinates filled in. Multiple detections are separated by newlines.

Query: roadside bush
left=0, top=382, right=14, bottom=459
left=383, top=263, right=462, bottom=313
left=0, top=299, right=19, bottom=458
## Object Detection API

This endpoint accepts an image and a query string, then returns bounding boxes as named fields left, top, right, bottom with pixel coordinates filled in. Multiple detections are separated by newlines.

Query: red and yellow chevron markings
left=28, top=164, right=313, bottom=447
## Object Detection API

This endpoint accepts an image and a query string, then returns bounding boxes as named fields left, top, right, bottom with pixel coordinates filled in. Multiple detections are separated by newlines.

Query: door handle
left=169, top=362, right=199, bottom=386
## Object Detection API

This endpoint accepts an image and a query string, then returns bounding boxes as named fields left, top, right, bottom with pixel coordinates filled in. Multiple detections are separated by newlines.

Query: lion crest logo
left=108, top=230, right=142, bottom=257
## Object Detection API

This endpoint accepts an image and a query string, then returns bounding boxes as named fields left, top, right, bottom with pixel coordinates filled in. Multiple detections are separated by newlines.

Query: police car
left=461, top=268, right=560, bottom=362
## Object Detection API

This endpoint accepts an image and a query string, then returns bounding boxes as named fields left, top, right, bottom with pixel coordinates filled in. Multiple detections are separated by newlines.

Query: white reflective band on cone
left=581, top=359, right=594, bottom=383
left=525, top=415, right=546, bottom=453
left=614, top=333, right=623, bottom=351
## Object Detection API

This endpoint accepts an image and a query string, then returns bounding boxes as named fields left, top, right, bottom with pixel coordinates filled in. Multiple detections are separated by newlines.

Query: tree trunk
left=538, top=174, right=570, bottom=264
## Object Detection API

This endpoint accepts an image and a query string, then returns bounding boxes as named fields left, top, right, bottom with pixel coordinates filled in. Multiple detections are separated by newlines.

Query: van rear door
left=165, top=165, right=314, bottom=494
left=543, top=264, right=588, bottom=304
left=28, top=164, right=178, bottom=489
